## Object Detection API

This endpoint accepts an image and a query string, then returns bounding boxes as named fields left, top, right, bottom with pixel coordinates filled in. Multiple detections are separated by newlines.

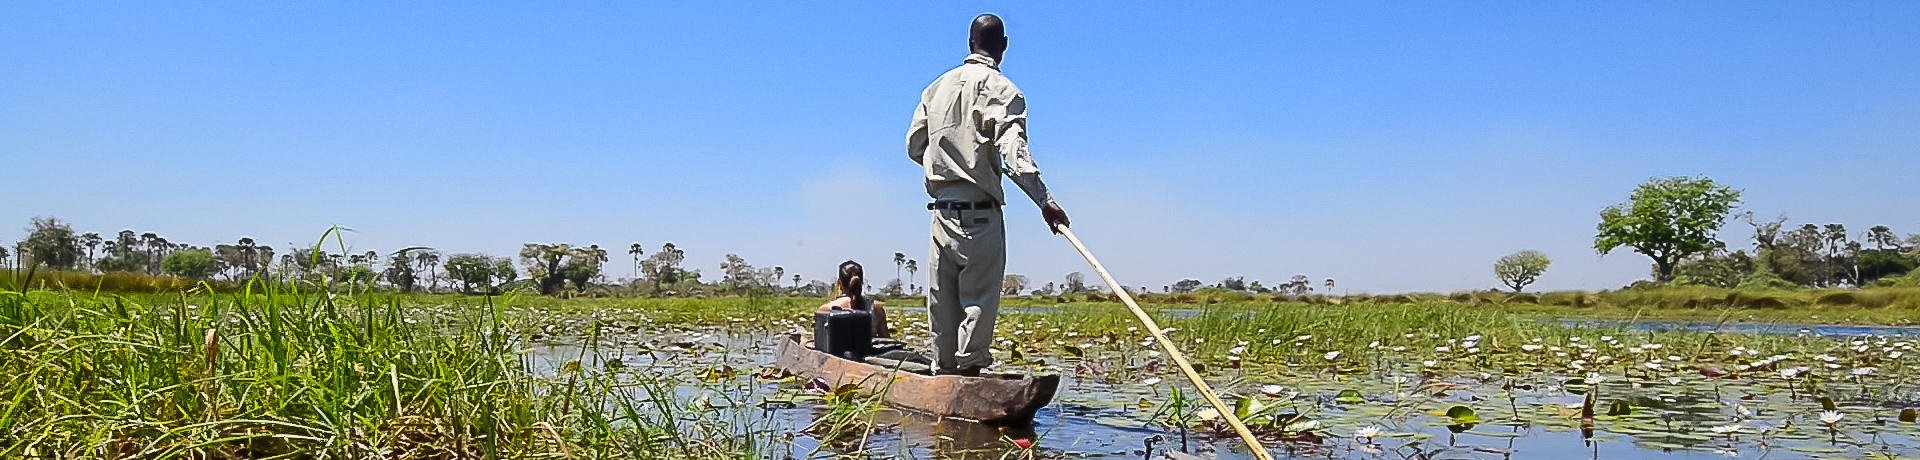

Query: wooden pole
left=1054, top=226, right=1273, bottom=460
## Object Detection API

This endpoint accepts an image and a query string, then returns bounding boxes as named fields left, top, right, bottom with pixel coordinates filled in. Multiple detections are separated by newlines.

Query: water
left=520, top=326, right=1920, bottom=460
left=1560, top=320, right=1920, bottom=338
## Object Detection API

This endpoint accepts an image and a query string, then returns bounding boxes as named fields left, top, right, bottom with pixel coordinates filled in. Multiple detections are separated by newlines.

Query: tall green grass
left=0, top=284, right=795, bottom=458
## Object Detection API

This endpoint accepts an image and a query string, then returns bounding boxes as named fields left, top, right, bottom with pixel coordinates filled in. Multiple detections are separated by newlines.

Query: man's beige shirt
left=907, top=53, right=1053, bottom=207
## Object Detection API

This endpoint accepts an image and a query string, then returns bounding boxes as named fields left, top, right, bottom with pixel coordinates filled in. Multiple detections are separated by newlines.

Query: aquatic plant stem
left=1055, top=226, right=1274, bottom=460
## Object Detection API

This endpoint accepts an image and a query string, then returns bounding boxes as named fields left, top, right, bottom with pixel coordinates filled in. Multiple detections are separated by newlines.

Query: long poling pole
left=1054, top=226, right=1273, bottom=460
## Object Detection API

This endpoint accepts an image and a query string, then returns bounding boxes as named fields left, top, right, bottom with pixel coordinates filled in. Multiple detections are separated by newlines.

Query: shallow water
left=1560, top=320, right=1920, bottom=338
left=518, top=324, right=1920, bottom=460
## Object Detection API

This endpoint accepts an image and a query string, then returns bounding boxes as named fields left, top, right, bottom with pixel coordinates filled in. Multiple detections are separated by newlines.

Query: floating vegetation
left=6, top=288, right=1920, bottom=458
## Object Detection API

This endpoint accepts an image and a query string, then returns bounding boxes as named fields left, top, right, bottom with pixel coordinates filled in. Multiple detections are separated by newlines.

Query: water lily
left=1819, top=410, right=1843, bottom=425
left=1585, top=372, right=1606, bottom=384
left=1259, top=384, right=1286, bottom=397
left=1780, top=367, right=1807, bottom=378
left=1354, top=425, right=1383, bottom=441
left=1142, top=377, right=1163, bottom=385
left=1521, top=344, right=1544, bottom=352
left=1324, top=351, right=1342, bottom=360
left=1710, top=423, right=1743, bottom=436
left=1851, top=367, right=1877, bottom=376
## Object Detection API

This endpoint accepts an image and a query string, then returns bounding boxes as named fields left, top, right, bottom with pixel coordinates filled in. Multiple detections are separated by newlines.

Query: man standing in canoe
left=907, top=13, right=1071, bottom=376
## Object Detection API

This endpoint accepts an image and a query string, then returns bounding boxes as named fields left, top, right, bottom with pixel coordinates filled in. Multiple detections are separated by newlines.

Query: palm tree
left=1324, top=278, right=1336, bottom=293
left=79, top=232, right=102, bottom=272
left=0, top=245, right=10, bottom=272
left=415, top=251, right=441, bottom=292
left=893, top=252, right=906, bottom=287
left=792, top=274, right=802, bottom=289
left=771, top=266, right=785, bottom=293
left=628, top=242, right=644, bottom=280
left=905, top=259, right=919, bottom=292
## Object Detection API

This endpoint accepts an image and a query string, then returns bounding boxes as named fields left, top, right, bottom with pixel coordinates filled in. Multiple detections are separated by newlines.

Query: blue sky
left=3, top=2, right=1917, bottom=293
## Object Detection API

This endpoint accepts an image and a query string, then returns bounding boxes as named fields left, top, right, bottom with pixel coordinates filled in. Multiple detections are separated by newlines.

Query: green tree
left=162, top=249, right=218, bottom=279
left=562, top=244, right=608, bottom=292
left=384, top=247, right=432, bottom=293
left=21, top=217, right=83, bottom=270
left=1493, top=250, right=1552, bottom=292
left=640, top=242, right=686, bottom=294
left=1170, top=279, right=1203, bottom=294
left=445, top=253, right=512, bottom=294
left=1002, top=274, right=1029, bottom=295
left=1594, top=176, right=1743, bottom=282
left=519, top=243, right=573, bottom=295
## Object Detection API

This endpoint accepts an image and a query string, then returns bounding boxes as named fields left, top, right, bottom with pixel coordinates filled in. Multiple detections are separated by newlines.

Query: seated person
left=816, top=260, right=890, bottom=338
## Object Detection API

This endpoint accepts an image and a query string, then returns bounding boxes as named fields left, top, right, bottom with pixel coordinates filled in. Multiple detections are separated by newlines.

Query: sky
left=3, top=2, right=1918, bottom=293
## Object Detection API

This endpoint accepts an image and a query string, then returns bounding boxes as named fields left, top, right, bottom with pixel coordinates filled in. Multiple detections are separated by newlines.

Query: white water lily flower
left=1142, top=377, right=1163, bottom=385
left=1466, top=347, right=1480, bottom=354
left=1568, top=337, right=1580, bottom=342
left=1820, top=410, right=1843, bottom=425
left=1461, top=341, right=1479, bottom=349
left=1391, top=346, right=1407, bottom=352
left=1643, top=362, right=1663, bottom=370
left=1324, top=351, right=1342, bottom=360
left=1368, top=341, right=1381, bottom=349
left=1435, top=346, right=1451, bottom=353
left=1585, top=372, right=1606, bottom=384
left=1161, top=327, right=1178, bottom=334
left=1666, top=355, right=1682, bottom=362
left=1815, top=354, right=1837, bottom=363
left=1270, top=338, right=1285, bottom=345
left=1710, top=423, right=1743, bottom=435
left=1423, top=360, right=1438, bottom=367
left=1464, top=335, right=1483, bottom=342
left=1852, top=367, right=1877, bottom=376
left=1194, top=338, right=1205, bottom=344
left=1666, top=376, right=1683, bottom=385
left=1890, top=351, right=1906, bottom=359
left=1521, top=344, right=1544, bottom=352
left=1354, top=425, right=1383, bottom=440
left=1780, top=367, right=1808, bottom=378
left=1295, top=335, right=1313, bottom=342
left=1260, top=384, right=1286, bottom=396
left=1228, top=345, right=1248, bottom=355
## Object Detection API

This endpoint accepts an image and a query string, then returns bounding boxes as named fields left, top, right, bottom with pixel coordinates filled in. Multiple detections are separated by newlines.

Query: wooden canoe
left=773, top=332, right=1060, bottom=425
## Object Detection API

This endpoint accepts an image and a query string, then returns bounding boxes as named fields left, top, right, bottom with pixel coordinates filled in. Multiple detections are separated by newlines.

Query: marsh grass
left=0, top=280, right=817, bottom=458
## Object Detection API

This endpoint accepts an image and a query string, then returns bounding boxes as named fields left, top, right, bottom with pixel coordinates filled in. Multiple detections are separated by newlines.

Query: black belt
left=928, top=200, right=998, bottom=211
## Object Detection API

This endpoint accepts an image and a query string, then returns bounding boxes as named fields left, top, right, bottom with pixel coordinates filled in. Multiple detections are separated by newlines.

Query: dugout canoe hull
left=772, top=333, right=1059, bottom=425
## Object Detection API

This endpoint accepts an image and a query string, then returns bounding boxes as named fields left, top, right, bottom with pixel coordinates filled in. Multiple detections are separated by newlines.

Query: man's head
left=968, top=13, right=1008, bottom=63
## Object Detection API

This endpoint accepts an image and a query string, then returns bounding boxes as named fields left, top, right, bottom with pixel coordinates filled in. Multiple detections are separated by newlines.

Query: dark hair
left=836, top=260, right=865, bottom=302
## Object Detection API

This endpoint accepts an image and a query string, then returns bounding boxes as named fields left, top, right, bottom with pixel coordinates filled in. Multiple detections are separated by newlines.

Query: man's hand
left=1041, top=202, right=1070, bottom=234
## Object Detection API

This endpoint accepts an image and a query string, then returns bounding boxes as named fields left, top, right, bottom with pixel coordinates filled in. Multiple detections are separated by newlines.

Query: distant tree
left=1868, top=225, right=1901, bottom=250
left=1323, top=278, right=1336, bottom=293
left=719, top=253, right=761, bottom=293
left=1493, top=250, right=1552, bottom=292
left=1170, top=279, right=1203, bottom=294
left=628, top=242, right=645, bottom=280
left=640, top=242, right=687, bottom=294
left=340, top=265, right=376, bottom=290
left=519, top=243, right=577, bottom=295
left=413, top=250, right=441, bottom=292
left=1218, top=276, right=1248, bottom=292
left=905, top=259, right=918, bottom=292
left=162, top=249, right=218, bottom=279
left=21, top=217, right=83, bottom=270
left=1594, top=176, right=1742, bottom=282
left=792, top=273, right=802, bottom=289
left=0, top=244, right=10, bottom=272
left=893, top=252, right=907, bottom=288
left=79, top=232, right=102, bottom=271
left=1064, top=272, right=1088, bottom=293
left=1247, top=280, right=1268, bottom=293
left=563, top=244, right=608, bottom=292
left=446, top=253, right=513, bottom=294
left=1003, top=274, right=1030, bottom=295
left=384, top=247, right=432, bottom=293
